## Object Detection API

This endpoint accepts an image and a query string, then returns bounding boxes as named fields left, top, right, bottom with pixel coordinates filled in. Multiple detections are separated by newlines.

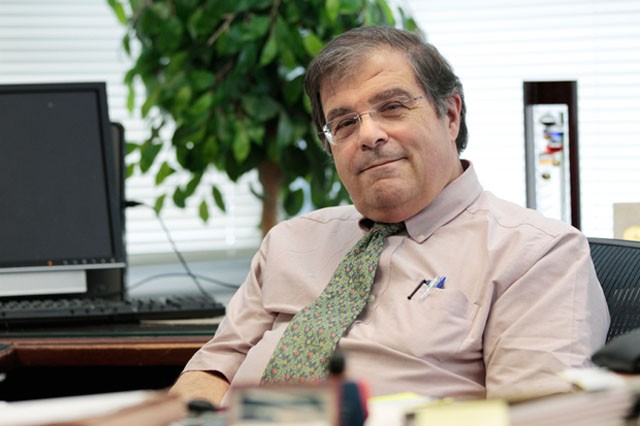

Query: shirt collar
left=358, top=160, right=483, bottom=242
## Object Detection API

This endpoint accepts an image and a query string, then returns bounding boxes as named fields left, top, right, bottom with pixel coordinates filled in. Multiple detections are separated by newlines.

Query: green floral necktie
left=261, top=222, right=405, bottom=384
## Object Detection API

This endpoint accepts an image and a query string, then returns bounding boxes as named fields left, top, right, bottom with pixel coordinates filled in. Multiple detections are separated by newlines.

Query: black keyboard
left=0, top=294, right=225, bottom=327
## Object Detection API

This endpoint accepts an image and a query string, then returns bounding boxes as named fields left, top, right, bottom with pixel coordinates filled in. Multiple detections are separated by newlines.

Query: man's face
left=319, top=48, right=464, bottom=223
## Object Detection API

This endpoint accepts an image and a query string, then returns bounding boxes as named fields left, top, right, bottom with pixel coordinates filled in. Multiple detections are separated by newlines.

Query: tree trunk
left=258, top=160, right=284, bottom=237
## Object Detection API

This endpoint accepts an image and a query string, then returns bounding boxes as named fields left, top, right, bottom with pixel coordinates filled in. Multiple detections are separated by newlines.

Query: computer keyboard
left=0, top=294, right=225, bottom=327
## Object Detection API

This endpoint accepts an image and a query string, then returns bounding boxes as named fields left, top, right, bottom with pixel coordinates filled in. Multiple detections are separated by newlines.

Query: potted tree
left=108, top=0, right=420, bottom=235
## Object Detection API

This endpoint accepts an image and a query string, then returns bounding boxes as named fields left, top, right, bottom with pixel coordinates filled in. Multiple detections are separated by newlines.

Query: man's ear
left=446, top=93, right=462, bottom=141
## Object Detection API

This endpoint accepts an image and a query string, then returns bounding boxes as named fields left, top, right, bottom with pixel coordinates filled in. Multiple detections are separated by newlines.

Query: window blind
left=406, top=0, right=640, bottom=238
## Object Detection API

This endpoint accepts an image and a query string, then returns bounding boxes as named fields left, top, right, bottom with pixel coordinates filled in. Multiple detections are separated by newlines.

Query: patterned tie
left=261, top=221, right=405, bottom=384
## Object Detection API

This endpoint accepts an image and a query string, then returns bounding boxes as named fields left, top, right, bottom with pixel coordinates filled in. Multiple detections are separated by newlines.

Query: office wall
left=1, top=0, right=638, bottom=262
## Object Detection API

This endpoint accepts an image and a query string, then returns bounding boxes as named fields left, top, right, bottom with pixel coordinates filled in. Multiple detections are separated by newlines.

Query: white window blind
left=407, top=0, right=640, bottom=238
left=0, top=0, right=263, bottom=261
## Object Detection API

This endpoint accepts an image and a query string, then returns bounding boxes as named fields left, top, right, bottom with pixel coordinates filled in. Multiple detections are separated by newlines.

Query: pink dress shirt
left=183, top=160, right=610, bottom=401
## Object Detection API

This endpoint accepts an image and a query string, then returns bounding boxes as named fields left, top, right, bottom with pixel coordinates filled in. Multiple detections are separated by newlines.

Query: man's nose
left=356, top=112, right=387, bottom=149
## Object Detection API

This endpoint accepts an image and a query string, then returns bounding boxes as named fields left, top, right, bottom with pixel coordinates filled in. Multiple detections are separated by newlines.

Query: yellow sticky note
left=366, top=392, right=433, bottom=426
left=409, top=399, right=509, bottom=426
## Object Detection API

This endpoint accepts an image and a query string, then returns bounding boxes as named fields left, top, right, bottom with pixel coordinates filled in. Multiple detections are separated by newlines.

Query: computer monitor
left=0, top=82, right=126, bottom=298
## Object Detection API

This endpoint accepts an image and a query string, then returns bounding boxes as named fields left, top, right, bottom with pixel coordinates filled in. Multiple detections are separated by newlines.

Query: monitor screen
left=0, top=82, right=126, bottom=296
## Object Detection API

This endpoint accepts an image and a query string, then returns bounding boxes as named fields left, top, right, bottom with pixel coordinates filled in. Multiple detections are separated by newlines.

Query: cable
left=125, top=200, right=242, bottom=297
left=128, top=272, right=240, bottom=292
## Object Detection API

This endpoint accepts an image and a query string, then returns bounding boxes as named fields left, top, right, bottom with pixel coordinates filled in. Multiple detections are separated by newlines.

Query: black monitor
left=0, top=82, right=126, bottom=299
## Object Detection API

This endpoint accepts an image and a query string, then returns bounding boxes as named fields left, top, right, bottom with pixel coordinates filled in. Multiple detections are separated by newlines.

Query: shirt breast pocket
left=400, top=288, right=480, bottom=360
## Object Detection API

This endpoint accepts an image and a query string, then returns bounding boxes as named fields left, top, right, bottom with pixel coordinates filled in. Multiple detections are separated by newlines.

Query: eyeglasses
left=321, top=96, right=424, bottom=145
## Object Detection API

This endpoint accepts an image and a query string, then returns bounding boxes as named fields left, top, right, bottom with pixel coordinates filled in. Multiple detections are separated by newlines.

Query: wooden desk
left=0, top=322, right=216, bottom=401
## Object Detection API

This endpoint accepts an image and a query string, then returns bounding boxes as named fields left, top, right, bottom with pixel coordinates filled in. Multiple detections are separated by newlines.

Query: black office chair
left=588, top=237, right=640, bottom=342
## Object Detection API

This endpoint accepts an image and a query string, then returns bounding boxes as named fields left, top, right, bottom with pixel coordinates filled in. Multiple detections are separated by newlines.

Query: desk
left=0, top=322, right=217, bottom=401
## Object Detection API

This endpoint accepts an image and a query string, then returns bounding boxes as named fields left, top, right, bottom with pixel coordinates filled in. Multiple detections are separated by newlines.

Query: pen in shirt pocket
left=407, top=275, right=446, bottom=301
left=420, top=276, right=446, bottom=301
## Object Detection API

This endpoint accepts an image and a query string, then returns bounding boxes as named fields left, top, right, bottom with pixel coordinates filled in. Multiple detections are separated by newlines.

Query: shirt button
left=368, top=294, right=376, bottom=303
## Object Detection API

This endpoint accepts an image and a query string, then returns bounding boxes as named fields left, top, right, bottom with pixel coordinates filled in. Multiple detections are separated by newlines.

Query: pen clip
left=419, top=276, right=446, bottom=302
left=419, top=276, right=439, bottom=301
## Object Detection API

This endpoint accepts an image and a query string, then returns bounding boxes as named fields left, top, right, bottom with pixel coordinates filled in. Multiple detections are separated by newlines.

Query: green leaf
left=125, top=142, right=139, bottom=155
left=125, top=163, right=136, bottom=178
left=172, top=187, right=187, bottom=208
left=202, top=135, right=220, bottom=163
left=283, top=145, right=309, bottom=177
left=199, top=200, right=209, bottom=222
left=341, top=0, right=361, bottom=14
left=212, top=185, right=226, bottom=212
left=213, top=112, right=233, bottom=146
left=155, top=161, right=175, bottom=185
left=224, top=151, right=242, bottom=182
left=284, top=188, right=304, bottom=216
left=241, top=95, right=280, bottom=122
left=302, top=93, right=312, bottom=114
left=189, top=70, right=215, bottom=92
left=141, top=89, right=159, bottom=118
left=232, top=122, right=251, bottom=163
left=376, top=0, right=396, bottom=25
left=153, top=194, right=166, bottom=214
left=274, top=17, right=300, bottom=69
left=186, top=8, right=205, bottom=40
left=129, top=0, right=142, bottom=12
left=172, top=85, right=192, bottom=114
left=107, top=0, right=127, bottom=24
left=185, top=173, right=203, bottom=197
left=122, top=33, right=131, bottom=56
left=148, top=2, right=171, bottom=20
left=245, top=15, right=271, bottom=40
left=189, top=92, right=213, bottom=116
left=139, top=141, right=162, bottom=173
left=276, top=111, right=294, bottom=149
left=236, top=44, right=259, bottom=74
left=247, top=124, right=266, bottom=145
left=165, top=52, right=189, bottom=77
left=249, top=186, right=264, bottom=206
left=259, top=31, right=278, bottom=67
left=278, top=45, right=297, bottom=69
left=302, top=33, right=324, bottom=57
left=124, top=68, right=136, bottom=86
left=401, top=14, right=419, bottom=32
left=283, top=75, right=303, bottom=106
left=325, top=0, right=340, bottom=23
left=126, top=86, right=135, bottom=112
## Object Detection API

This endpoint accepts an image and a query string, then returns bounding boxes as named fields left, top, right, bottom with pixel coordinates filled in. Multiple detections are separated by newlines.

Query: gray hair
left=304, top=26, right=468, bottom=153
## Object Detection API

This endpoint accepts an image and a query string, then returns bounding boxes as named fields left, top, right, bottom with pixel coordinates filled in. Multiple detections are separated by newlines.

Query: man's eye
left=335, top=117, right=358, bottom=131
left=379, top=101, right=407, bottom=113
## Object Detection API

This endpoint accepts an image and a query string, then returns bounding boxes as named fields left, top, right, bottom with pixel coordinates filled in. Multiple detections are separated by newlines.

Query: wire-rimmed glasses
left=321, top=96, right=424, bottom=145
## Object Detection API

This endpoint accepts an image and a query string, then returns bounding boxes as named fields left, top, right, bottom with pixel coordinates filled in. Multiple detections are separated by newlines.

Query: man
left=170, top=26, right=609, bottom=404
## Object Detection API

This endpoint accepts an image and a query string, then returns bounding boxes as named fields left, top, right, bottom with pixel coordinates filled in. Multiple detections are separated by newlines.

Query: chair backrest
left=588, top=237, right=640, bottom=342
